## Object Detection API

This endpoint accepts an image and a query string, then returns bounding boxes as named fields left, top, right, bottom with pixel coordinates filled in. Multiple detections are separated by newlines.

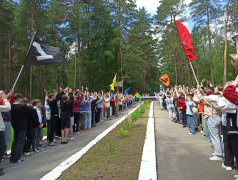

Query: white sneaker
left=234, top=175, right=238, bottom=178
left=226, top=167, right=232, bottom=171
left=222, top=163, right=232, bottom=170
left=200, top=130, right=204, bottom=134
left=209, top=156, right=223, bottom=161
left=188, top=132, right=192, bottom=135
left=222, top=163, right=226, bottom=169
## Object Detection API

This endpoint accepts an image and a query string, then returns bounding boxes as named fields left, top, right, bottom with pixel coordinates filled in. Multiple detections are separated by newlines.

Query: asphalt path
left=1, top=102, right=140, bottom=180
left=154, top=102, right=235, bottom=180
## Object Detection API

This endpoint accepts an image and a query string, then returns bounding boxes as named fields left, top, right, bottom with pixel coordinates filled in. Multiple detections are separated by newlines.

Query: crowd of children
left=156, top=76, right=238, bottom=180
left=0, top=87, right=135, bottom=176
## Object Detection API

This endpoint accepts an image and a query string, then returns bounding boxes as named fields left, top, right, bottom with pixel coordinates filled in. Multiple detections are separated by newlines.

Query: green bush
left=124, top=119, right=131, bottom=130
left=119, top=127, right=128, bottom=138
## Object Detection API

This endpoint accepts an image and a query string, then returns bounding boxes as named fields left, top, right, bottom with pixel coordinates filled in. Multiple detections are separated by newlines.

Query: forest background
left=0, top=0, right=237, bottom=101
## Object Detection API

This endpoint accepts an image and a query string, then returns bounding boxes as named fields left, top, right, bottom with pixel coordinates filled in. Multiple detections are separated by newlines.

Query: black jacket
left=49, top=92, right=63, bottom=116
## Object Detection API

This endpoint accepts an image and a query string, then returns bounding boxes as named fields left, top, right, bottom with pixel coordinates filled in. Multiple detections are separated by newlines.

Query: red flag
left=175, top=21, right=198, bottom=62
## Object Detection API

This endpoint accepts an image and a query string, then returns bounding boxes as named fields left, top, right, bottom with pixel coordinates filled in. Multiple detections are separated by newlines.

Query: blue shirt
left=80, top=100, right=88, bottom=112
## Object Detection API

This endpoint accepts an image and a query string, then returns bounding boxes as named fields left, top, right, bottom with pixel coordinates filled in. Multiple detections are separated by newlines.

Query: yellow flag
left=112, top=73, right=117, bottom=84
left=109, top=73, right=117, bottom=91
left=110, top=84, right=115, bottom=91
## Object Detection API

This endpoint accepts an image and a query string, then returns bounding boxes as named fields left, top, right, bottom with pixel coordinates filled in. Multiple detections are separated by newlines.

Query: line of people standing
left=0, top=86, right=135, bottom=176
left=156, top=77, right=238, bottom=180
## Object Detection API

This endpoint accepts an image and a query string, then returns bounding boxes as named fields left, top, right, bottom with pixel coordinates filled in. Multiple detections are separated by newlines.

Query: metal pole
left=11, top=32, right=37, bottom=90
left=12, top=65, right=24, bottom=89
left=189, top=62, right=199, bottom=85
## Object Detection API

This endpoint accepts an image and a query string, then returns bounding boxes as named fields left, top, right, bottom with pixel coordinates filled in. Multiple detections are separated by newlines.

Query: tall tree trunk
left=206, top=0, right=214, bottom=85
left=77, top=35, right=80, bottom=88
left=30, top=0, right=34, bottom=100
left=117, top=5, right=121, bottom=92
left=223, top=1, right=230, bottom=85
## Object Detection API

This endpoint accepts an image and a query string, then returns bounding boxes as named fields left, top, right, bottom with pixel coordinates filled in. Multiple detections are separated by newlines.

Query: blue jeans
left=84, top=111, right=92, bottom=129
left=88, top=111, right=92, bottom=129
left=4, top=121, right=11, bottom=153
left=187, top=115, right=195, bottom=134
left=206, top=117, right=211, bottom=141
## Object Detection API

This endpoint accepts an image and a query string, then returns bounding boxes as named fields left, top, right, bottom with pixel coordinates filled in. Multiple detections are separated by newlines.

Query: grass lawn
left=7, top=127, right=47, bottom=150
left=59, top=102, right=150, bottom=180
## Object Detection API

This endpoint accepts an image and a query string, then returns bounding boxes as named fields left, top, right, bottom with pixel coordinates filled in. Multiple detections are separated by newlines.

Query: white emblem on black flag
left=32, top=42, right=53, bottom=61
left=24, top=34, right=65, bottom=66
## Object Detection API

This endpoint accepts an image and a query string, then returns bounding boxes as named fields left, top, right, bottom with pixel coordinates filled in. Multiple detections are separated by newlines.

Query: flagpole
left=11, top=31, right=37, bottom=90
left=189, top=62, right=199, bottom=85
left=12, top=65, right=24, bottom=89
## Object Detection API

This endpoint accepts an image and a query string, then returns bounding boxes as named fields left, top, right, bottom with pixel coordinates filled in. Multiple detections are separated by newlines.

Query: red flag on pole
left=175, top=21, right=198, bottom=62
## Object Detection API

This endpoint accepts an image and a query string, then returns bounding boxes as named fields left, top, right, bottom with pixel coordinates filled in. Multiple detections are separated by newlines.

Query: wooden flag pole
left=189, top=62, right=199, bottom=85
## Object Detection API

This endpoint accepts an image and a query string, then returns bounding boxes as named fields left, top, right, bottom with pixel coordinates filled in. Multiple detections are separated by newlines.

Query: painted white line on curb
left=138, top=102, right=157, bottom=180
left=40, top=103, right=142, bottom=180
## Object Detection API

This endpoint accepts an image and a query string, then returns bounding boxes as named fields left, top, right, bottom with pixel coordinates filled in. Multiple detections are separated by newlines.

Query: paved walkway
left=1, top=103, right=140, bottom=180
left=154, top=102, right=235, bottom=180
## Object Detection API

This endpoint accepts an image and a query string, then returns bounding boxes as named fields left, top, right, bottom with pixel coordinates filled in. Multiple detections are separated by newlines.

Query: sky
left=135, top=0, right=194, bottom=31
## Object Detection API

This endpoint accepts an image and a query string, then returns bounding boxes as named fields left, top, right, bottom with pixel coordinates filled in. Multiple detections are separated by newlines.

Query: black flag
left=24, top=36, right=65, bottom=66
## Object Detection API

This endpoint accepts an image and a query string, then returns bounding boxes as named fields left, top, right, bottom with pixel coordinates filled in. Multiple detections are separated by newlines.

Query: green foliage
left=119, top=127, right=128, bottom=138
left=124, top=119, right=131, bottom=130
left=108, top=138, right=115, bottom=155
left=1, top=0, right=238, bottom=99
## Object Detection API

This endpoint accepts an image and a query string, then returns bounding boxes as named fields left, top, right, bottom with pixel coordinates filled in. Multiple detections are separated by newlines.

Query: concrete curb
left=40, top=103, right=143, bottom=180
left=138, top=101, right=157, bottom=180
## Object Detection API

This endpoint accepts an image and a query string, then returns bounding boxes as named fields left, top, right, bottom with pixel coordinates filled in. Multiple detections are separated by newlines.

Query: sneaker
left=0, top=170, right=4, bottom=176
left=226, top=167, right=232, bottom=171
left=13, top=159, right=25, bottom=164
left=221, top=162, right=233, bottom=170
left=75, top=132, right=80, bottom=135
left=30, top=151, right=36, bottom=155
left=23, top=152, right=31, bottom=156
left=188, top=132, right=192, bottom=135
left=3, top=154, right=10, bottom=159
left=70, top=137, right=75, bottom=140
left=38, top=147, right=44, bottom=151
left=234, top=175, right=238, bottom=179
left=33, top=148, right=40, bottom=153
left=209, top=156, right=223, bottom=161
left=48, top=142, right=56, bottom=146
left=200, top=130, right=204, bottom=134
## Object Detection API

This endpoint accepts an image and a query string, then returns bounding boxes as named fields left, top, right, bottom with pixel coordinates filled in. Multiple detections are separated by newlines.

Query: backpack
left=226, top=111, right=238, bottom=134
